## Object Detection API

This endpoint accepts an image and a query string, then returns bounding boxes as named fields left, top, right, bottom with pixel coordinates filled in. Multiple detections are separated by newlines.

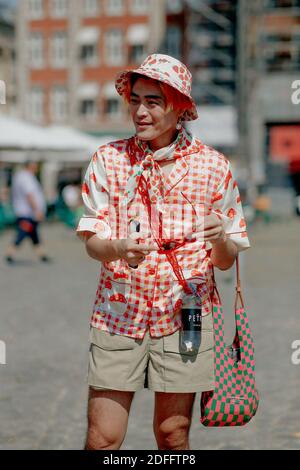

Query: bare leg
left=153, top=392, right=195, bottom=450
left=85, top=388, right=134, bottom=450
left=5, top=244, right=18, bottom=258
left=34, top=244, right=49, bottom=258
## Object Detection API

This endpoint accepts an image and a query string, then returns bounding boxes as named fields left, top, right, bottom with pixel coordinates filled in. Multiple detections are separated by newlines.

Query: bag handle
left=211, top=255, right=245, bottom=353
left=234, top=255, right=245, bottom=310
left=211, top=254, right=245, bottom=310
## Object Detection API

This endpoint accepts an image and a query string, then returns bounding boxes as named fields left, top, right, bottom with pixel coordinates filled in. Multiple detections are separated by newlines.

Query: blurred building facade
left=184, top=0, right=237, bottom=106
left=162, top=0, right=185, bottom=62
left=16, top=0, right=165, bottom=136
left=181, top=0, right=239, bottom=166
left=160, top=1, right=239, bottom=162
left=0, top=2, right=16, bottom=114
left=16, top=0, right=240, bottom=139
left=160, top=0, right=238, bottom=107
left=238, top=0, right=300, bottom=188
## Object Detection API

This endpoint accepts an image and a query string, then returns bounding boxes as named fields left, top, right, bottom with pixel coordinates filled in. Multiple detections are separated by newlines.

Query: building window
left=264, top=48, right=294, bottom=71
left=129, top=44, right=145, bottom=63
left=28, top=0, right=44, bottom=19
left=28, top=88, right=44, bottom=122
left=129, top=0, right=149, bottom=15
left=51, top=87, right=68, bottom=122
left=104, top=98, right=122, bottom=119
left=83, top=0, right=99, bottom=16
left=262, top=30, right=299, bottom=71
left=266, top=0, right=300, bottom=7
left=80, top=99, right=97, bottom=118
left=165, top=26, right=182, bottom=59
left=28, top=33, right=44, bottom=69
left=80, top=44, right=98, bottom=65
left=127, top=24, right=148, bottom=61
left=105, top=29, right=124, bottom=65
left=51, top=32, right=68, bottom=69
left=103, top=82, right=121, bottom=118
left=78, top=27, right=100, bottom=65
left=51, top=0, right=68, bottom=18
left=78, top=83, right=99, bottom=115
left=105, top=0, right=125, bottom=16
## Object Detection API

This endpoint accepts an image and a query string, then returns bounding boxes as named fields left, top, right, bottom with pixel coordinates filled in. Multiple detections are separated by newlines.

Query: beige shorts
left=88, top=314, right=215, bottom=393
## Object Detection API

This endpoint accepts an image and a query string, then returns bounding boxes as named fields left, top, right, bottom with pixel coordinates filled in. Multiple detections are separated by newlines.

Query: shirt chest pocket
left=99, top=277, right=132, bottom=318
left=97, top=263, right=132, bottom=317
left=163, top=190, right=207, bottom=240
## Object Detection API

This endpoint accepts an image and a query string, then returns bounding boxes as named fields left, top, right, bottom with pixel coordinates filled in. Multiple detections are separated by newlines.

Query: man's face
left=28, top=163, right=38, bottom=174
left=129, top=77, right=179, bottom=142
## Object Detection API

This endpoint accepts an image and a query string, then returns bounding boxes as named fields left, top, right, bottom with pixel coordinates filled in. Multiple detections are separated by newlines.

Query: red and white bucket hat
left=115, top=54, right=198, bottom=122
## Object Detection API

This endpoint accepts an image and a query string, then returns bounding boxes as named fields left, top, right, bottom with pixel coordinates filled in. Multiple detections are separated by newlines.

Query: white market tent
left=0, top=109, right=237, bottom=159
left=45, top=126, right=116, bottom=162
left=186, top=106, right=238, bottom=148
left=0, top=114, right=116, bottom=201
left=0, top=114, right=115, bottom=162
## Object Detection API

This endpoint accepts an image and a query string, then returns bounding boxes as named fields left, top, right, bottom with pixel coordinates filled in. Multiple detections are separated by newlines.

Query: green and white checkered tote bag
left=200, top=256, right=259, bottom=426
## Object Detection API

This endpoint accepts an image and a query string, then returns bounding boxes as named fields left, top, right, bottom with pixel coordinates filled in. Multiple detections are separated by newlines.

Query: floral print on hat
left=115, top=54, right=198, bottom=122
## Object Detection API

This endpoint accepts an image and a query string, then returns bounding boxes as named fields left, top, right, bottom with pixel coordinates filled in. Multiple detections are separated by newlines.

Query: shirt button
left=148, top=268, right=156, bottom=275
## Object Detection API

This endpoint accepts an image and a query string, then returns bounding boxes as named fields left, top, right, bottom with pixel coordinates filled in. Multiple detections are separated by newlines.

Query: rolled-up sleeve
left=212, top=160, right=250, bottom=252
left=76, top=150, right=112, bottom=242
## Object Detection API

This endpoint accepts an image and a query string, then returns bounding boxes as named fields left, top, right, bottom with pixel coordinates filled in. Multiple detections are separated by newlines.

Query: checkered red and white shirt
left=77, top=131, right=250, bottom=339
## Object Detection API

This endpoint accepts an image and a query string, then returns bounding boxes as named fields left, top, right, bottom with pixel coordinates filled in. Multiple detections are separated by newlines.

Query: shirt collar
left=132, top=127, right=195, bottom=162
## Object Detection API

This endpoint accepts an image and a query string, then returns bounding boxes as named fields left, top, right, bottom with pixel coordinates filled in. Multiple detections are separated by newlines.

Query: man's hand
left=200, top=213, right=226, bottom=244
left=115, top=233, right=158, bottom=267
left=196, top=213, right=237, bottom=270
left=27, top=192, right=44, bottom=222
left=187, top=212, right=226, bottom=244
left=34, top=211, right=45, bottom=223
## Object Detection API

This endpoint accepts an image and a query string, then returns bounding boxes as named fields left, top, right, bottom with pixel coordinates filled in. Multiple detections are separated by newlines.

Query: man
left=288, top=159, right=300, bottom=216
left=77, top=54, right=250, bottom=450
left=5, top=161, right=50, bottom=264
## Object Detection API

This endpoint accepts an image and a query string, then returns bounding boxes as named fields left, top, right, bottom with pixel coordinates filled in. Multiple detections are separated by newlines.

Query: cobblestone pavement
left=0, top=216, right=300, bottom=450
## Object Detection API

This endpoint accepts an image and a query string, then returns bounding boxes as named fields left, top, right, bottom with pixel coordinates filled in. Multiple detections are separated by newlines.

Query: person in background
left=61, top=183, right=82, bottom=210
left=4, top=161, right=51, bottom=264
left=288, top=159, right=300, bottom=217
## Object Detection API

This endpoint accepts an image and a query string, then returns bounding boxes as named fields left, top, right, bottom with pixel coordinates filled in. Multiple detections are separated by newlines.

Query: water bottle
left=226, top=345, right=241, bottom=363
left=180, top=283, right=202, bottom=353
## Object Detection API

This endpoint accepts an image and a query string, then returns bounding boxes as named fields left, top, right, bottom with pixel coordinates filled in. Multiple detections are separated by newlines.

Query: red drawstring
left=138, top=172, right=193, bottom=296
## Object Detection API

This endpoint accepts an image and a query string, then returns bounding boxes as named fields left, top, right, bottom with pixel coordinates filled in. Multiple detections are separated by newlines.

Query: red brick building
left=16, top=0, right=167, bottom=136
